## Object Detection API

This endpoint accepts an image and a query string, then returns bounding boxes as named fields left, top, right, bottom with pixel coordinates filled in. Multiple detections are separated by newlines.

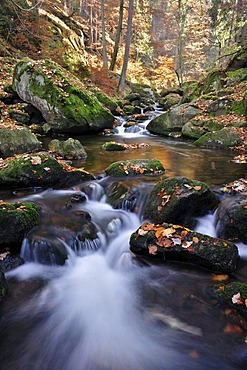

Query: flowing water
left=0, top=114, right=247, bottom=370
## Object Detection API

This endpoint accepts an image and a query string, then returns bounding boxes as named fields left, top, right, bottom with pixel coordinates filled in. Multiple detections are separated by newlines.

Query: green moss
left=102, top=141, right=126, bottom=151
left=105, top=159, right=165, bottom=176
left=231, top=100, right=246, bottom=116
left=210, top=282, right=247, bottom=310
left=226, top=68, right=247, bottom=83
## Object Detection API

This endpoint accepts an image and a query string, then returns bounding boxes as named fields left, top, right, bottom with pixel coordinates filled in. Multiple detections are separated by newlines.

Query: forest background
left=0, top=0, right=246, bottom=95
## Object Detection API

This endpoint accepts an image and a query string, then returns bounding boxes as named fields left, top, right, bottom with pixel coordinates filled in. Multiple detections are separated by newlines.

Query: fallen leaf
left=182, top=241, right=193, bottom=249
left=194, top=186, right=202, bottom=191
left=192, top=236, right=199, bottom=243
left=138, top=229, right=148, bottom=236
left=44, top=167, right=51, bottom=172
left=31, top=156, right=42, bottom=165
left=181, top=230, right=188, bottom=238
left=211, top=274, right=229, bottom=282
left=232, top=292, right=243, bottom=305
left=148, top=244, right=158, bottom=255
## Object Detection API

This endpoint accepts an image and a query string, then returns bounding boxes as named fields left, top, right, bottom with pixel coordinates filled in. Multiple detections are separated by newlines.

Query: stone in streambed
left=48, top=138, right=87, bottom=159
left=105, top=158, right=165, bottom=176
left=143, top=176, right=219, bottom=228
left=129, top=222, right=239, bottom=274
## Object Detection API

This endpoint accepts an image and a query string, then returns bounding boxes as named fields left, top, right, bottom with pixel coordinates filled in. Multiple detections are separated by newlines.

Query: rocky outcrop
left=105, top=158, right=165, bottom=176
left=48, top=138, right=87, bottom=159
left=0, top=152, right=94, bottom=188
left=12, top=59, right=115, bottom=134
left=129, top=221, right=239, bottom=274
left=0, top=202, right=41, bottom=247
left=143, top=176, right=219, bottom=227
left=215, top=195, right=247, bottom=244
left=0, top=127, right=42, bottom=158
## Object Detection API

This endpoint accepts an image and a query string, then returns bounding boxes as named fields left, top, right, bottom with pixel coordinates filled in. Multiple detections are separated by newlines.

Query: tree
left=101, top=0, right=108, bottom=68
left=118, top=0, right=134, bottom=92
left=109, top=0, right=124, bottom=71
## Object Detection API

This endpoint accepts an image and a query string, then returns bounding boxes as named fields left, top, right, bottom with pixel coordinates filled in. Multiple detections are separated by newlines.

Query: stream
left=0, top=113, right=247, bottom=369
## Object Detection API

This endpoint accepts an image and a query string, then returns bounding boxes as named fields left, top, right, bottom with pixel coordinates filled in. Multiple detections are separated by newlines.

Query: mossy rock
left=0, top=267, right=7, bottom=297
left=0, top=202, right=41, bottom=246
left=226, top=68, right=247, bottom=85
left=182, top=119, right=222, bottom=139
left=0, top=127, right=42, bottom=158
left=0, top=153, right=94, bottom=188
left=105, top=159, right=165, bottom=177
left=143, top=176, right=219, bottom=227
left=190, top=70, right=226, bottom=99
left=130, top=222, right=239, bottom=274
left=215, top=195, right=247, bottom=244
left=12, top=59, right=115, bottom=134
left=194, top=127, right=243, bottom=148
left=208, top=282, right=247, bottom=313
left=102, top=141, right=126, bottom=151
left=48, top=138, right=87, bottom=159
left=105, top=181, right=130, bottom=208
left=159, top=93, right=181, bottom=110
left=147, top=104, right=201, bottom=136
left=92, top=90, right=119, bottom=114
left=8, top=109, right=30, bottom=123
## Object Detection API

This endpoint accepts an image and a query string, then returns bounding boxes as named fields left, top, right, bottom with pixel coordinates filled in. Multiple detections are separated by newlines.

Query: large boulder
left=0, top=201, right=41, bottom=247
left=143, top=176, right=219, bottom=227
left=215, top=195, right=247, bottom=244
left=129, top=222, right=239, bottom=274
left=147, top=104, right=201, bottom=136
left=194, top=127, right=243, bottom=148
left=0, top=127, right=42, bottom=158
left=105, top=159, right=165, bottom=177
left=182, top=119, right=222, bottom=139
left=0, top=152, right=94, bottom=188
left=12, top=59, right=115, bottom=134
left=48, top=138, right=87, bottom=159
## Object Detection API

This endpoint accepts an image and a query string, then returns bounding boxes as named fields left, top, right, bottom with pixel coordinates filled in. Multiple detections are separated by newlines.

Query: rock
left=22, top=209, right=99, bottom=265
left=12, top=59, right=115, bottom=134
left=129, top=221, right=239, bottom=274
left=8, top=109, right=30, bottom=123
left=159, top=93, right=182, bottom=110
left=0, top=202, right=41, bottom=247
left=143, top=176, right=219, bottom=227
left=0, top=152, right=95, bottom=188
left=208, top=282, right=247, bottom=313
left=102, top=141, right=127, bottom=151
left=0, top=267, right=7, bottom=297
left=106, top=182, right=152, bottom=213
left=91, top=90, right=119, bottom=114
left=227, top=48, right=247, bottom=70
left=182, top=119, right=222, bottom=139
left=0, top=252, right=24, bottom=273
left=48, top=138, right=87, bottom=159
left=207, top=98, right=232, bottom=116
left=194, top=127, right=243, bottom=148
left=215, top=195, right=247, bottom=244
left=105, top=159, right=165, bottom=177
left=0, top=127, right=42, bottom=158
left=147, top=104, right=201, bottom=136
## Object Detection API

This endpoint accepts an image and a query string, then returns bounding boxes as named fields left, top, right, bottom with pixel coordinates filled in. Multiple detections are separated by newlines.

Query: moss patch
left=105, top=159, right=165, bottom=176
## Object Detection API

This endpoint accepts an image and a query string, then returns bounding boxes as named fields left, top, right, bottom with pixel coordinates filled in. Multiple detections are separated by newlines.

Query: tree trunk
left=101, top=0, right=108, bottom=68
left=110, top=0, right=124, bottom=71
left=118, top=0, right=134, bottom=92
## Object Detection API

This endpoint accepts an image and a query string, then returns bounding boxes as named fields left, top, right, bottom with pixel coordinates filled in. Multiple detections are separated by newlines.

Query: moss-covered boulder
left=194, top=127, right=243, bottom=148
left=102, top=141, right=127, bottom=151
left=182, top=119, right=222, bottom=139
left=0, top=127, right=42, bottom=158
left=48, top=138, right=87, bottom=159
left=0, top=202, right=41, bottom=247
left=215, top=195, right=247, bottom=244
left=0, top=153, right=94, bottom=188
left=91, top=89, right=119, bottom=114
left=208, top=282, right=247, bottom=314
left=0, top=267, right=7, bottom=297
left=143, top=176, right=219, bottom=227
left=129, top=222, right=239, bottom=274
left=105, top=159, right=165, bottom=177
left=12, top=59, right=115, bottom=134
left=159, top=93, right=182, bottom=110
left=147, top=104, right=201, bottom=136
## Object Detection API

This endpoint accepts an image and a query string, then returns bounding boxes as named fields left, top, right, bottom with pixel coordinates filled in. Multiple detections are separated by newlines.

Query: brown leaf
left=192, top=236, right=199, bottom=244
left=194, top=186, right=202, bottom=191
left=211, top=274, right=229, bottom=282
left=148, top=244, right=158, bottom=255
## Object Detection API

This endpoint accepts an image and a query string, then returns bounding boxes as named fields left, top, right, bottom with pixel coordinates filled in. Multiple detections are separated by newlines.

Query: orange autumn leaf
left=181, top=230, right=188, bottom=238
left=157, top=237, right=174, bottom=248
left=194, top=186, right=202, bottom=191
left=192, top=236, right=199, bottom=244
left=211, top=274, right=229, bottom=282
